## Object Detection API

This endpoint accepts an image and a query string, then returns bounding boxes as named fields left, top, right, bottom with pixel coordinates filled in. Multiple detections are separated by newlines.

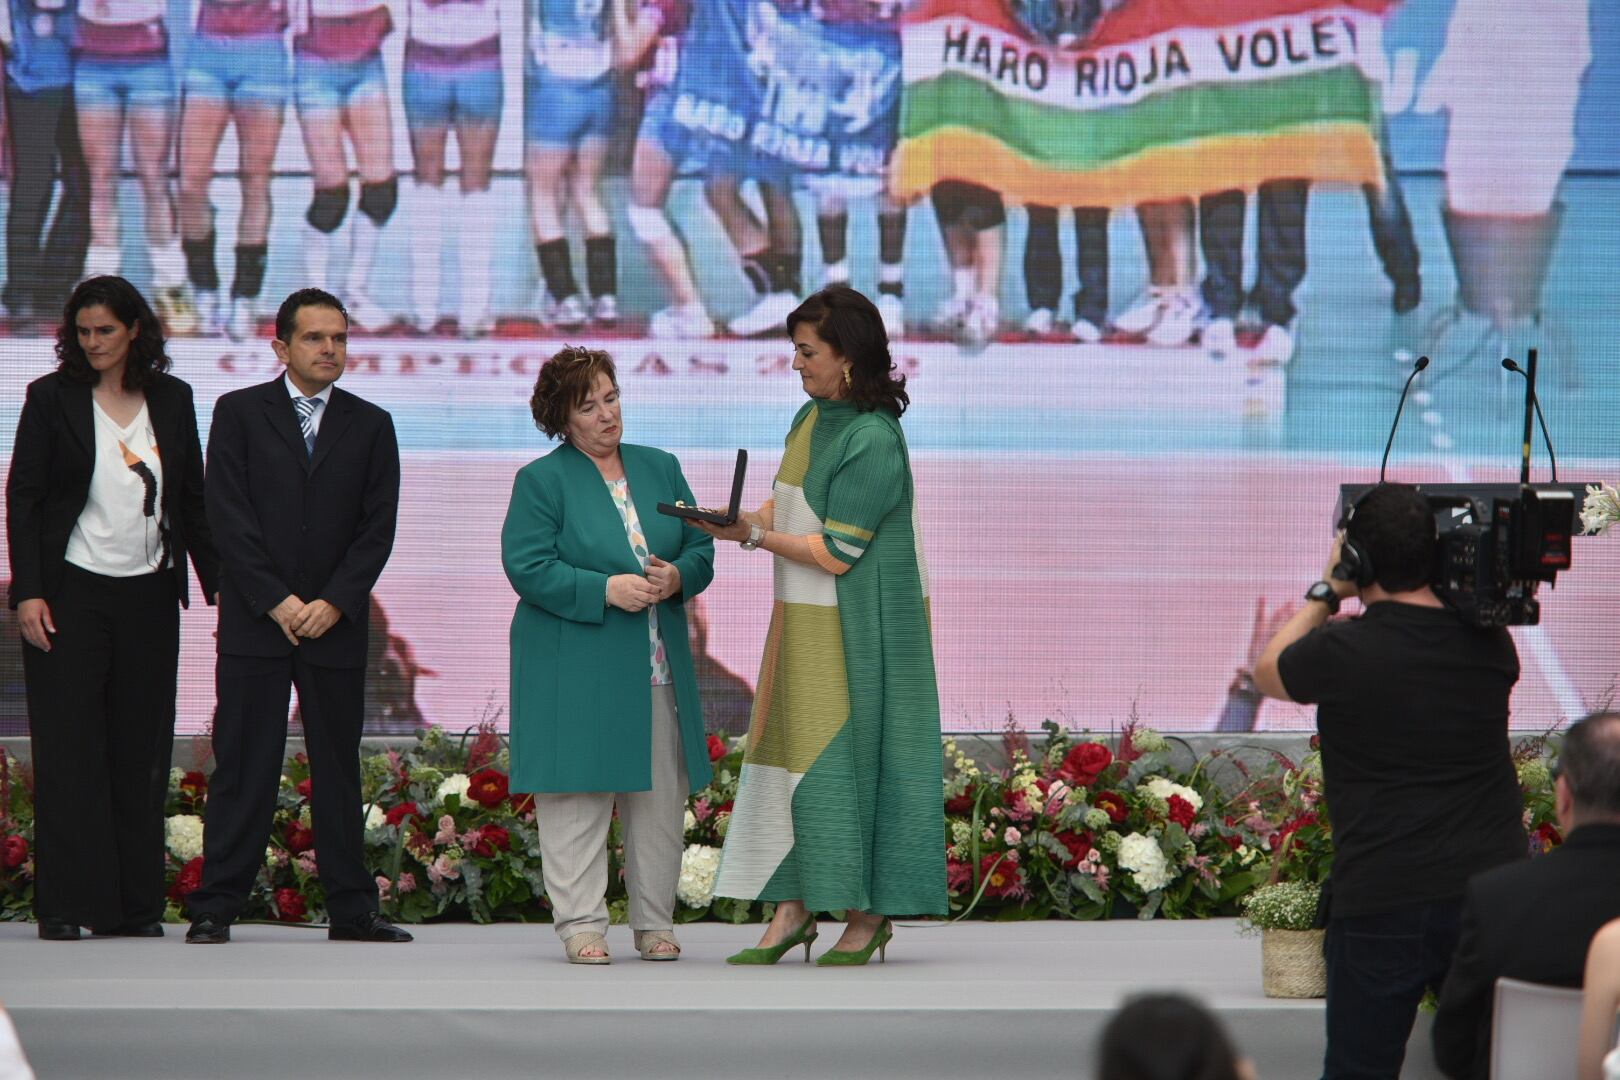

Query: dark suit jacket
left=1432, top=823, right=1620, bottom=1079
left=6, top=370, right=219, bottom=608
left=206, top=376, right=399, bottom=668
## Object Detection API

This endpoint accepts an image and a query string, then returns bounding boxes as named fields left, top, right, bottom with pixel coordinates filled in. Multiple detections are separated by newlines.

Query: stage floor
left=0, top=920, right=1446, bottom=1079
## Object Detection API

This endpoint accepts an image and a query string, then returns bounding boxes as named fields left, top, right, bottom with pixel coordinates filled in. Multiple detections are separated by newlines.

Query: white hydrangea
left=1137, top=776, right=1203, bottom=813
left=1117, top=832, right=1174, bottom=893
left=364, top=804, right=386, bottom=830
left=436, top=773, right=471, bottom=805
left=166, top=814, right=205, bottom=861
left=683, top=809, right=697, bottom=835
left=675, top=844, right=722, bottom=907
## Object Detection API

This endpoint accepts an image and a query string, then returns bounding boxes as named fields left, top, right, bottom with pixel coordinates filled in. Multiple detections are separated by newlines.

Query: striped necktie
left=293, top=396, right=320, bottom=456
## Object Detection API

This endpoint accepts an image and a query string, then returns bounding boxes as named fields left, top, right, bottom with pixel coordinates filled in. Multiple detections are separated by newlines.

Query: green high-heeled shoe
left=815, top=918, right=893, bottom=967
left=725, top=914, right=819, bottom=965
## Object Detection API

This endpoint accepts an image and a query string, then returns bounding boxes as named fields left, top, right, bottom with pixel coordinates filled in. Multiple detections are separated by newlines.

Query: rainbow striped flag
left=893, top=0, right=1393, bottom=207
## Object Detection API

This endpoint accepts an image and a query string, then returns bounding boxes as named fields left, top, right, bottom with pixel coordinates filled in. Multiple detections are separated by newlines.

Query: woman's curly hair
left=529, top=346, right=618, bottom=440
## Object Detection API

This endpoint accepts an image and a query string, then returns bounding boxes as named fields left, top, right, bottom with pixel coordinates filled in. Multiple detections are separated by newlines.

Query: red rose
left=1057, top=742, right=1113, bottom=788
left=707, top=734, right=728, bottom=762
left=295, top=778, right=313, bottom=801
left=168, top=856, right=204, bottom=901
left=275, top=887, right=307, bottom=922
left=384, top=802, right=420, bottom=828
left=509, top=792, right=536, bottom=816
left=714, top=800, right=734, bottom=816
left=1167, top=794, right=1197, bottom=829
left=471, top=825, right=511, bottom=858
left=981, top=852, right=1026, bottom=899
left=1533, top=822, right=1563, bottom=853
left=1, top=835, right=28, bottom=870
left=1055, top=830, right=1093, bottom=870
left=944, top=788, right=976, bottom=815
left=466, top=768, right=510, bottom=809
left=284, top=821, right=315, bottom=854
left=1222, top=834, right=1243, bottom=851
left=179, top=770, right=208, bottom=806
left=1094, top=791, right=1129, bottom=824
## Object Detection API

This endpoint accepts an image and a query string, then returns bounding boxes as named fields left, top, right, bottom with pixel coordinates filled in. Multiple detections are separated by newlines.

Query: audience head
left=1555, top=712, right=1620, bottom=829
left=1098, top=993, right=1256, bottom=1080
left=1341, top=483, right=1438, bottom=594
left=274, top=287, right=348, bottom=347
left=55, top=276, right=170, bottom=391
left=786, top=285, right=909, bottom=416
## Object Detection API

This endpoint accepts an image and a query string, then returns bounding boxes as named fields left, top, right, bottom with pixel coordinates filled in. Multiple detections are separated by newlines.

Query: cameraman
left=1253, top=483, right=1526, bottom=1080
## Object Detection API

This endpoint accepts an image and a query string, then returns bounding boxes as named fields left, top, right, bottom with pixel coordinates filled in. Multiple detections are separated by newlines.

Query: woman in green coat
left=501, top=347, right=715, bottom=964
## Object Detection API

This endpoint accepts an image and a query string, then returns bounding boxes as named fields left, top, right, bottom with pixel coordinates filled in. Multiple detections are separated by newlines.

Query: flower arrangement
left=1238, top=881, right=1321, bottom=933
left=0, top=719, right=1578, bottom=926
left=1581, top=482, right=1620, bottom=537
left=941, top=720, right=1267, bottom=921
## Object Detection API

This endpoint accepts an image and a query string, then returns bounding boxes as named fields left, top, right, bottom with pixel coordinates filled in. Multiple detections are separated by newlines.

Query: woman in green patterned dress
left=694, top=284, right=945, bottom=966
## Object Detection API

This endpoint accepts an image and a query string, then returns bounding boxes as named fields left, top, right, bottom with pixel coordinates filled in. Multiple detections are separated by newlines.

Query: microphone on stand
left=1501, top=357, right=1558, bottom=483
left=1379, top=355, right=1430, bottom=483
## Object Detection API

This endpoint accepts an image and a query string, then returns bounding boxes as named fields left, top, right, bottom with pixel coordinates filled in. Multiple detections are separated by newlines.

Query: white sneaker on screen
left=1022, top=307, right=1055, bottom=336
left=878, top=292, right=905, bottom=341
left=961, top=293, right=999, bottom=349
left=225, top=297, right=258, bottom=343
left=1113, top=288, right=1167, bottom=334
left=1145, top=289, right=1199, bottom=346
left=346, top=290, right=393, bottom=333
left=1070, top=316, right=1104, bottom=344
left=931, top=294, right=970, bottom=334
left=194, top=290, right=223, bottom=337
left=1252, top=323, right=1296, bottom=366
left=591, top=294, right=619, bottom=327
left=728, top=290, right=799, bottom=337
left=551, top=294, right=588, bottom=330
left=648, top=303, right=714, bottom=339
left=1202, top=316, right=1238, bottom=358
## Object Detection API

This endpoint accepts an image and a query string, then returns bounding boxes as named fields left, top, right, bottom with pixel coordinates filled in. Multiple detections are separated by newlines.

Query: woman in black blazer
left=5, top=276, right=219, bottom=940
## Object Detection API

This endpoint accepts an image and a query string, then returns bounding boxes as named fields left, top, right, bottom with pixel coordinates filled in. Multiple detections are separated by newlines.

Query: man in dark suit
left=1432, top=712, right=1620, bottom=1078
left=186, top=287, right=410, bottom=944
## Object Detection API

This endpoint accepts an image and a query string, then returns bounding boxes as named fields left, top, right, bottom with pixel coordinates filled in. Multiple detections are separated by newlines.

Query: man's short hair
left=1559, top=712, right=1620, bottom=818
left=275, top=288, right=348, bottom=345
left=1345, top=483, right=1437, bottom=593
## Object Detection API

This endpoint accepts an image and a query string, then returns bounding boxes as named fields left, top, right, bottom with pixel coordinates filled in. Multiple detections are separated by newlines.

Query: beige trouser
left=534, top=685, right=689, bottom=940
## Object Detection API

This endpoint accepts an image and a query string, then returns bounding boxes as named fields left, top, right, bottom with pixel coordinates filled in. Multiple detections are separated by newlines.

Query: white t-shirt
left=63, top=399, right=169, bottom=578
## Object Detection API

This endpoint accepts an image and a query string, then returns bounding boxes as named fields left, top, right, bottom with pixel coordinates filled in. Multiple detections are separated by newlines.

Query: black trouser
left=190, top=653, right=377, bottom=923
left=1199, top=180, right=1309, bottom=327
left=21, top=564, right=179, bottom=928
left=1023, top=204, right=1110, bottom=327
left=3, top=78, right=90, bottom=317
left=1362, top=119, right=1420, bottom=290
left=1322, top=898, right=1464, bottom=1079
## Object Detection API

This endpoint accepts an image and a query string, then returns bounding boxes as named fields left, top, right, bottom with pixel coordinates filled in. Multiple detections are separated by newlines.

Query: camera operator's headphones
left=1332, top=492, right=1377, bottom=589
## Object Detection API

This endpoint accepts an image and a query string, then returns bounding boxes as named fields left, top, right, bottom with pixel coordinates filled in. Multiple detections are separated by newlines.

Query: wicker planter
left=1260, top=927, right=1327, bottom=998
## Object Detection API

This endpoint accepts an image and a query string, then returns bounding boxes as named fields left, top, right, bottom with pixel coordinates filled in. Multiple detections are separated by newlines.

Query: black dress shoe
left=185, top=913, right=231, bottom=944
left=92, top=922, right=166, bottom=938
left=328, top=911, right=413, bottom=943
left=38, top=919, right=81, bottom=941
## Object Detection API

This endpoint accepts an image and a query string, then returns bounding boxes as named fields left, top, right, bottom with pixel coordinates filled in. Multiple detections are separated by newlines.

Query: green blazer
left=502, top=441, right=716, bottom=794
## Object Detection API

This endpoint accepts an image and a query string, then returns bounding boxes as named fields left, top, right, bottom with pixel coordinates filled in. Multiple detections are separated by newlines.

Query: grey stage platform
left=0, top=920, right=1445, bottom=1079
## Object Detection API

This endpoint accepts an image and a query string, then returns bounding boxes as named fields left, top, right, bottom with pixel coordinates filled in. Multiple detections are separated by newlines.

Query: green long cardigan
left=501, top=441, right=716, bottom=794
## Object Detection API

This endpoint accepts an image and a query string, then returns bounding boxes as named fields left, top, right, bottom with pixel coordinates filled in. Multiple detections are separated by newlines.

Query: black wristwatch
left=1305, top=580, right=1341, bottom=614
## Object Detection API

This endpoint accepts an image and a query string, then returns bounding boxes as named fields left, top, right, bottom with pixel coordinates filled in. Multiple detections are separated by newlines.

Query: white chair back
left=1490, top=976, right=1585, bottom=1080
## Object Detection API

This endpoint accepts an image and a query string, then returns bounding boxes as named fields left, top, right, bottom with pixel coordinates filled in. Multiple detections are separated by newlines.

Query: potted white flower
left=1239, top=880, right=1325, bottom=999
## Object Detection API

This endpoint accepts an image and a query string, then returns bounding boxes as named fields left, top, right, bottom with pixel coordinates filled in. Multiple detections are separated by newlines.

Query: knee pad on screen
left=306, top=186, right=350, bottom=234
left=358, top=177, right=399, bottom=226
left=626, top=203, right=676, bottom=245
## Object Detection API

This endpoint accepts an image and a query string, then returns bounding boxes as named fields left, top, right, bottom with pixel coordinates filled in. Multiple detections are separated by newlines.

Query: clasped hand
left=270, top=595, right=342, bottom=645
left=608, top=555, right=681, bottom=613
